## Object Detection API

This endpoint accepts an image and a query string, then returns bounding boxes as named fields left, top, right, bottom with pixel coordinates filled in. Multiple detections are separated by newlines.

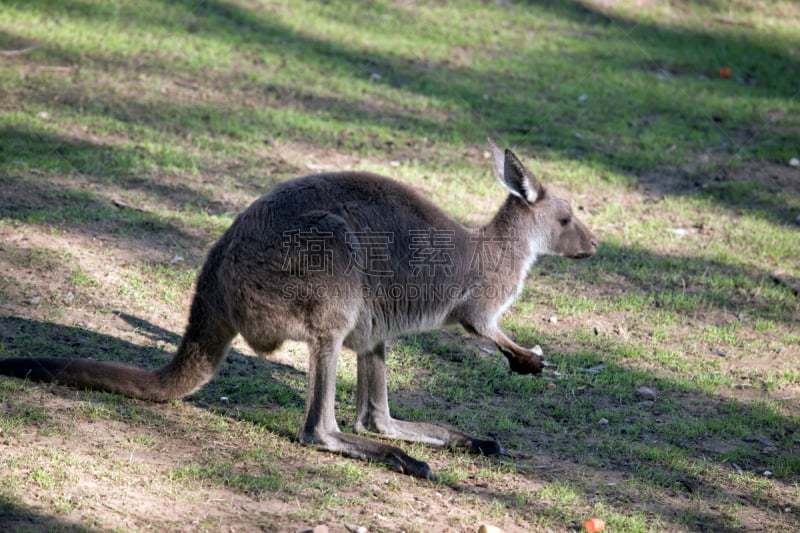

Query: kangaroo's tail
left=0, top=313, right=236, bottom=402
left=0, top=271, right=237, bottom=402
left=0, top=357, right=170, bottom=401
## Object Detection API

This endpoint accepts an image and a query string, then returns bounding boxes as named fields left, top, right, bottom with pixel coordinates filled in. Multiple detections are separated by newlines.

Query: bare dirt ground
left=0, top=184, right=553, bottom=533
left=1, top=149, right=798, bottom=533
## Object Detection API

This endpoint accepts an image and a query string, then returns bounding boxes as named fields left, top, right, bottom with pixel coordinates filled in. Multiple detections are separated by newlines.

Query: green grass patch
left=1, top=0, right=798, bottom=531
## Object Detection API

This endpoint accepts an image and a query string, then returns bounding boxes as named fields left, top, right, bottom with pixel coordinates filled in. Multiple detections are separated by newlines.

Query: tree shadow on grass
left=0, top=125, right=228, bottom=260
left=556, top=241, right=800, bottom=328
left=0, top=313, right=797, bottom=530
left=168, top=0, right=800, bottom=225
left=391, top=331, right=799, bottom=532
left=6, top=0, right=799, bottom=228
left=0, top=495, right=99, bottom=533
left=0, top=124, right=255, bottom=214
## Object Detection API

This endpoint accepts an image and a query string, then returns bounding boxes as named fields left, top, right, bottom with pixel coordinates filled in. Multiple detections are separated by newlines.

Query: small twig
left=577, top=364, right=606, bottom=375
left=112, top=199, right=145, bottom=212
left=714, top=16, right=754, bottom=27
left=0, top=46, right=38, bottom=57
left=36, top=65, right=76, bottom=73
left=209, top=440, right=238, bottom=449
left=173, top=79, right=201, bottom=90
left=770, top=271, right=799, bottom=297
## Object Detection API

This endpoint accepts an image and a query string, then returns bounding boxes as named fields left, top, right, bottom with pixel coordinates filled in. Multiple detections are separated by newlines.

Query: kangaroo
left=0, top=139, right=596, bottom=478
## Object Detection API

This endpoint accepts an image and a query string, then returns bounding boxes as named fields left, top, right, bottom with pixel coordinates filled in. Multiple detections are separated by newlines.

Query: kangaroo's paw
left=506, top=349, right=543, bottom=374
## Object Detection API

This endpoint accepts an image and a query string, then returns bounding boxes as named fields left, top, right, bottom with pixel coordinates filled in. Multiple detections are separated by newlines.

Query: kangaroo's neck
left=470, top=195, right=548, bottom=318
left=482, top=194, right=547, bottom=269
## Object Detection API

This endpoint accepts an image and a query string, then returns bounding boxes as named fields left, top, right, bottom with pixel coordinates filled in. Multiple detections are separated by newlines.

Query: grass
left=1, top=0, right=799, bottom=531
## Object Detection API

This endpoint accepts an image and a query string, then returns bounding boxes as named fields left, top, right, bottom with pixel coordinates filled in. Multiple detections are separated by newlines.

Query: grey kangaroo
left=0, top=139, right=596, bottom=478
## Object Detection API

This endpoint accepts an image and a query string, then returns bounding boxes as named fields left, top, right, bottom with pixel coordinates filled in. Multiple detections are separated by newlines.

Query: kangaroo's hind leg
left=354, top=341, right=506, bottom=456
left=298, top=336, right=433, bottom=479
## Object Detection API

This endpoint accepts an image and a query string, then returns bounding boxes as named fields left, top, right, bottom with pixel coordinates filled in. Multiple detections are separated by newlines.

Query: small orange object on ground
left=583, top=517, right=605, bottom=532
left=719, top=67, right=731, bottom=78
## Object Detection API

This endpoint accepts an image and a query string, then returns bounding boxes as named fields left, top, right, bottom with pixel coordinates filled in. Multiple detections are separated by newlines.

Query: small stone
left=636, top=386, right=657, bottom=401
left=83, top=322, right=97, bottom=330
left=637, top=400, right=655, bottom=408
left=170, top=255, right=184, bottom=264
left=478, top=525, right=504, bottom=533
left=28, top=296, right=42, bottom=305
left=312, top=526, right=329, bottom=533
left=763, top=470, right=773, bottom=477
left=548, top=315, right=558, bottom=324
left=531, top=345, right=544, bottom=357
left=613, top=325, right=629, bottom=338
left=37, top=111, right=49, bottom=119
left=64, top=291, right=74, bottom=302
left=789, top=157, right=800, bottom=167
left=598, top=418, right=609, bottom=426
left=578, top=365, right=606, bottom=375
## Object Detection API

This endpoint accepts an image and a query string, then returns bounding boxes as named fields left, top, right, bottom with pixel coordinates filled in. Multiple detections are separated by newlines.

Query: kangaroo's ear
left=487, top=138, right=542, bottom=204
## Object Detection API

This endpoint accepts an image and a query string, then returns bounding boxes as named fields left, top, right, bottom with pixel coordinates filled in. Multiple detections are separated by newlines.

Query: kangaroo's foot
left=354, top=417, right=508, bottom=457
left=299, top=429, right=434, bottom=479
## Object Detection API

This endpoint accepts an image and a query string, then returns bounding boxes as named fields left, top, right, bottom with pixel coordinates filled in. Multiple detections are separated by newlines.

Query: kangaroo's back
left=231, top=172, right=464, bottom=243
left=214, top=172, right=476, bottom=350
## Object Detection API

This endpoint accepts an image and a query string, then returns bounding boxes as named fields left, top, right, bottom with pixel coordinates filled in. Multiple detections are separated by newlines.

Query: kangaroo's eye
left=560, top=217, right=571, bottom=227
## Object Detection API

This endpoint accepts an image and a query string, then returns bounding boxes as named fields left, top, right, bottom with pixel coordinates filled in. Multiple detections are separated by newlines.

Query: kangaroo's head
left=488, top=138, right=597, bottom=260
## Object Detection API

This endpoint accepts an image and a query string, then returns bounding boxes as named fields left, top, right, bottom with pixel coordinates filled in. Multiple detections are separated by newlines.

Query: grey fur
left=0, top=139, right=597, bottom=478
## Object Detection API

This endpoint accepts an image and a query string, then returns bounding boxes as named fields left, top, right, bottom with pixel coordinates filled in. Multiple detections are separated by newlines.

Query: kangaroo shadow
left=0, top=494, right=100, bottom=533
